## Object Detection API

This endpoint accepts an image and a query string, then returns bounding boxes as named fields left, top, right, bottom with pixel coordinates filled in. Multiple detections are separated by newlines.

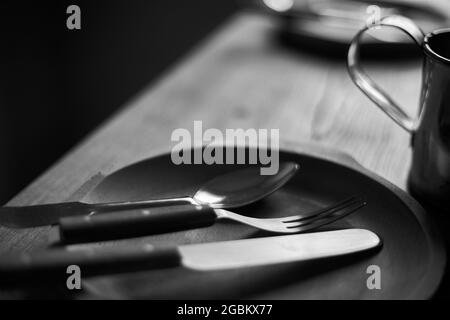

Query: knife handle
left=0, top=245, right=181, bottom=286
left=58, top=204, right=217, bottom=244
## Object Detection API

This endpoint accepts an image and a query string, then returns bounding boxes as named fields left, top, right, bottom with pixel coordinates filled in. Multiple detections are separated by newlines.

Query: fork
left=58, top=196, right=365, bottom=244
left=216, top=196, right=365, bottom=233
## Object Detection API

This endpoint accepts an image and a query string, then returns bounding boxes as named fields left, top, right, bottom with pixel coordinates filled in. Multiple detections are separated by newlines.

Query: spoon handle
left=92, top=196, right=195, bottom=212
left=58, top=204, right=217, bottom=244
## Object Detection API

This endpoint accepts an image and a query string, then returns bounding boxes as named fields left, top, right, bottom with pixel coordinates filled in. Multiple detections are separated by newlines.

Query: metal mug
left=347, top=15, right=450, bottom=208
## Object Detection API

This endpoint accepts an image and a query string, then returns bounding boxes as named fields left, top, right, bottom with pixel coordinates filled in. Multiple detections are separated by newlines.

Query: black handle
left=0, top=245, right=181, bottom=286
left=58, top=204, right=217, bottom=244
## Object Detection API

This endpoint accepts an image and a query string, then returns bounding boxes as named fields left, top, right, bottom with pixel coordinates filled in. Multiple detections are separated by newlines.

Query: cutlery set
left=0, top=1, right=447, bottom=299
left=0, top=161, right=376, bottom=285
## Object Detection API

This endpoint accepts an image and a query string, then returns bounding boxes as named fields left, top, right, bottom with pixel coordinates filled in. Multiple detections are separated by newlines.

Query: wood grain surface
left=2, top=11, right=447, bottom=298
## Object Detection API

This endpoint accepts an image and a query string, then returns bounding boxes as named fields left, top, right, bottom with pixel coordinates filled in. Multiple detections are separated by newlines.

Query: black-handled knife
left=0, top=229, right=381, bottom=286
left=0, top=199, right=193, bottom=228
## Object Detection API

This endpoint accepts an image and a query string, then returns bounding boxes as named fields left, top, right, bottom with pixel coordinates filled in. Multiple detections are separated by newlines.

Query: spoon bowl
left=193, top=162, right=299, bottom=208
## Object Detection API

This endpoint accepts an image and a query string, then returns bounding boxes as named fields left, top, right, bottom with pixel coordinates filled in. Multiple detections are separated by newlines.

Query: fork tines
left=283, top=196, right=366, bottom=230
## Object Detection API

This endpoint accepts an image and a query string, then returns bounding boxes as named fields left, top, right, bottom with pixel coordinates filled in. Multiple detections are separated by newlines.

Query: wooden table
left=2, top=12, right=448, bottom=298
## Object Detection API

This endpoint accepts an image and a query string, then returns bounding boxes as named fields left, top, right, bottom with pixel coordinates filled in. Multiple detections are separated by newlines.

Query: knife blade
left=0, top=202, right=94, bottom=228
left=180, top=228, right=381, bottom=271
left=0, top=229, right=380, bottom=286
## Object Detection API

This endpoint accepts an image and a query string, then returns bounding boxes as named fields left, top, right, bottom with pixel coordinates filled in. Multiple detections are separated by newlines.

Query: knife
left=0, top=200, right=194, bottom=228
left=0, top=229, right=380, bottom=285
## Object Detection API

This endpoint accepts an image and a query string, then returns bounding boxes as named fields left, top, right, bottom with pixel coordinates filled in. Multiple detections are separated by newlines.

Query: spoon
left=0, top=162, right=299, bottom=228
left=56, top=162, right=300, bottom=243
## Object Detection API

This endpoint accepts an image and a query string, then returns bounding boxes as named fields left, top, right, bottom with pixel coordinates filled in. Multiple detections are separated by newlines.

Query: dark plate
left=265, top=0, right=450, bottom=57
left=81, top=143, right=445, bottom=299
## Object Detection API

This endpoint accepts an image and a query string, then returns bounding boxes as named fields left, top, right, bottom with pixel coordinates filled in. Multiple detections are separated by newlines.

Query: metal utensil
left=0, top=162, right=299, bottom=228
left=57, top=196, right=365, bottom=243
left=0, top=228, right=381, bottom=285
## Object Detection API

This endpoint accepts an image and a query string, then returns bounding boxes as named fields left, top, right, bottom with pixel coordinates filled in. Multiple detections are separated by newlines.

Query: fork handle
left=58, top=205, right=217, bottom=244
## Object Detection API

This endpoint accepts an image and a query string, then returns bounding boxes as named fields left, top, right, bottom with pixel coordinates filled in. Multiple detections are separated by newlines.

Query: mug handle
left=347, top=15, right=425, bottom=133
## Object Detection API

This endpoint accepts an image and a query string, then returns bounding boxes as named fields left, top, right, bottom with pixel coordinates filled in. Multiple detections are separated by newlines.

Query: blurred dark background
left=0, top=1, right=238, bottom=203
